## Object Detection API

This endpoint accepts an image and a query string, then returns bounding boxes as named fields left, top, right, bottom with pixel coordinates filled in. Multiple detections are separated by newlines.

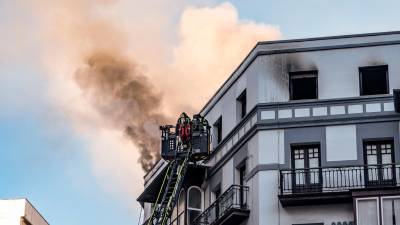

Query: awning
left=137, top=163, right=207, bottom=203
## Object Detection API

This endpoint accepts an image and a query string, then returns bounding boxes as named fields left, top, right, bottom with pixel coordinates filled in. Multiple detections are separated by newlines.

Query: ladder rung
left=148, top=153, right=191, bottom=225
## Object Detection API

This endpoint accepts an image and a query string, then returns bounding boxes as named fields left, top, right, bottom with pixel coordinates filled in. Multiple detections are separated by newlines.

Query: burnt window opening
left=213, top=116, right=222, bottom=145
left=359, top=65, right=389, bottom=96
left=289, top=71, right=318, bottom=100
left=213, top=185, right=221, bottom=200
left=237, top=90, right=247, bottom=120
left=238, top=163, right=246, bottom=186
left=212, top=185, right=222, bottom=221
left=237, top=161, right=247, bottom=207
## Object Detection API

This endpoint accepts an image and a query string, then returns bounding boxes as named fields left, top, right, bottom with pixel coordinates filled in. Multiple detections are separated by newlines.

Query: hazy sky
left=1, top=1, right=400, bottom=225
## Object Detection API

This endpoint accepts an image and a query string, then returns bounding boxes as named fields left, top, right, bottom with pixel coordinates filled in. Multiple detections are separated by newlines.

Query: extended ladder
left=145, top=113, right=210, bottom=225
left=147, top=151, right=191, bottom=225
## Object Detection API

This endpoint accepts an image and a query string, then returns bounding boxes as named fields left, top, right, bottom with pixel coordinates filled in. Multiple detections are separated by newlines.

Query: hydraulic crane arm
left=144, top=113, right=210, bottom=225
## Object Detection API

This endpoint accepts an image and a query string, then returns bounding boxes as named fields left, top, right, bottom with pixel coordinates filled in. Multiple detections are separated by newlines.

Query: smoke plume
left=19, top=0, right=281, bottom=200
left=75, top=51, right=167, bottom=171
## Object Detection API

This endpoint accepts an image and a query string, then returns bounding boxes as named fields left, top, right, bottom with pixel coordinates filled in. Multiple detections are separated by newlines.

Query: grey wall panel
left=326, top=125, right=358, bottom=162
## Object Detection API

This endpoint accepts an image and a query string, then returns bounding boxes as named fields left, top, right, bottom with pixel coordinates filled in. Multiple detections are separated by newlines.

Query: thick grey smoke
left=25, top=0, right=280, bottom=176
left=75, top=51, right=168, bottom=172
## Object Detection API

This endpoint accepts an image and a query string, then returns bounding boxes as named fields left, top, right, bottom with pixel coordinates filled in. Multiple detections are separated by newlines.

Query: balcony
left=279, top=163, right=400, bottom=206
left=142, top=211, right=184, bottom=225
left=137, top=164, right=207, bottom=204
left=193, top=185, right=250, bottom=225
left=169, top=211, right=185, bottom=225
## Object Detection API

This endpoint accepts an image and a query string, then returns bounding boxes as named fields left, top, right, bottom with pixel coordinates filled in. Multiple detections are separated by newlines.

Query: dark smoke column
left=75, top=51, right=169, bottom=172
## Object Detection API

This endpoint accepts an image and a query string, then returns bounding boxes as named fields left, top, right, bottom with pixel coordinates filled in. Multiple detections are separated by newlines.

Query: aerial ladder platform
left=146, top=113, right=211, bottom=225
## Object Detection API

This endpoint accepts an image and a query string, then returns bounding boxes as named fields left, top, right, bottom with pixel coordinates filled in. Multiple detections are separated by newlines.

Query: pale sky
left=0, top=1, right=400, bottom=225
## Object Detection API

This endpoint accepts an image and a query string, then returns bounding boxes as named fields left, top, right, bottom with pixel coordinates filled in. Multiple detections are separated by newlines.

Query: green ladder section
left=147, top=152, right=191, bottom=225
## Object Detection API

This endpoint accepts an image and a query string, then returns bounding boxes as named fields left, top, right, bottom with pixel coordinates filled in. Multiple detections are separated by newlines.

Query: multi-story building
left=137, top=31, right=400, bottom=225
left=0, top=199, right=49, bottom=225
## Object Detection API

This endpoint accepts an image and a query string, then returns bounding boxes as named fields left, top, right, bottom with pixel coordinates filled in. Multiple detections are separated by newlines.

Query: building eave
left=137, top=164, right=208, bottom=203
left=199, top=30, right=400, bottom=116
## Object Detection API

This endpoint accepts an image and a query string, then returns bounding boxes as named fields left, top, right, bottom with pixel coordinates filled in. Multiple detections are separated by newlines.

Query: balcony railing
left=280, top=163, right=400, bottom=195
left=193, top=185, right=249, bottom=225
left=169, top=211, right=185, bottom=225
left=143, top=210, right=184, bottom=225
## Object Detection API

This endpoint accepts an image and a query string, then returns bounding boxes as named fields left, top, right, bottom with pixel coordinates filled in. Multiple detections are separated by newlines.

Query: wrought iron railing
left=280, top=163, right=400, bottom=195
left=193, top=185, right=249, bottom=225
left=169, top=211, right=185, bottom=225
left=143, top=210, right=184, bottom=225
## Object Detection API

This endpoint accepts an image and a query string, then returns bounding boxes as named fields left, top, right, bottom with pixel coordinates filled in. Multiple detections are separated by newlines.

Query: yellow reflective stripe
left=147, top=161, right=173, bottom=225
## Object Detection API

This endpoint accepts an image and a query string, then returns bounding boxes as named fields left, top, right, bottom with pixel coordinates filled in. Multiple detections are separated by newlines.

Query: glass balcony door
left=364, top=140, right=395, bottom=187
left=291, top=144, right=322, bottom=193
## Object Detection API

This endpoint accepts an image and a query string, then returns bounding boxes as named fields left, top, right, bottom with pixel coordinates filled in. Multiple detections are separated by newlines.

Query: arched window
left=187, top=186, right=203, bottom=224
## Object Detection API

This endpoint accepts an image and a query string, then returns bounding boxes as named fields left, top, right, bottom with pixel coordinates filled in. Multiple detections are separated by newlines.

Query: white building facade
left=138, top=31, right=400, bottom=225
left=0, top=199, right=49, bottom=225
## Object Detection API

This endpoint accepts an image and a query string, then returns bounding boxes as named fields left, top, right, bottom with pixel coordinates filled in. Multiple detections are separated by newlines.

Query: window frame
left=236, top=89, right=247, bottom=120
left=187, top=186, right=203, bottom=211
left=363, top=139, right=395, bottom=186
left=212, top=185, right=221, bottom=202
left=356, top=197, right=381, bottom=225
left=237, top=162, right=247, bottom=208
left=289, top=70, right=318, bottom=101
left=380, top=195, right=400, bottom=225
left=291, top=143, right=321, bottom=169
left=359, top=65, right=389, bottom=96
left=187, top=186, right=203, bottom=225
left=211, top=184, right=222, bottom=219
left=213, top=116, right=223, bottom=144
left=238, top=162, right=246, bottom=186
left=363, top=139, right=395, bottom=165
left=290, top=143, right=322, bottom=192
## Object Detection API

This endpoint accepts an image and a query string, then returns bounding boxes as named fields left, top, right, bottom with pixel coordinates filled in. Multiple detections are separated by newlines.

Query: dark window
left=213, top=186, right=221, bottom=219
left=214, top=187, right=221, bottom=199
left=237, top=90, right=247, bottom=119
left=359, top=65, right=389, bottom=96
left=289, top=71, right=318, bottom=100
left=213, top=117, right=222, bottom=144
left=238, top=162, right=246, bottom=207
left=239, top=163, right=246, bottom=186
